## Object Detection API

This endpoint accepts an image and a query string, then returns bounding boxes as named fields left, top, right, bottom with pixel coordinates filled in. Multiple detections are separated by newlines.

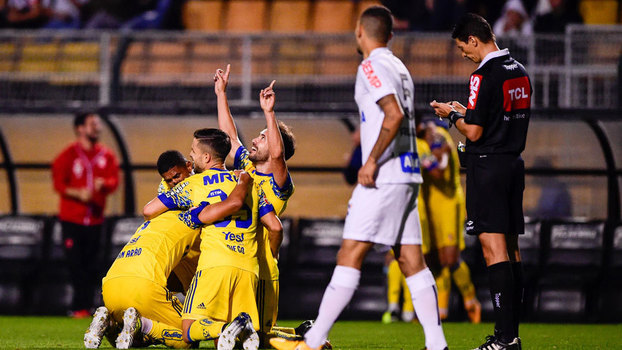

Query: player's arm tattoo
left=368, top=95, right=404, bottom=162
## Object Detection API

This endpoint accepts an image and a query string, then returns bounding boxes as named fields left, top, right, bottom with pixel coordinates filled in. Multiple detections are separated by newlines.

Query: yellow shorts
left=102, top=276, right=183, bottom=328
left=256, top=278, right=279, bottom=333
left=182, top=266, right=259, bottom=330
left=428, top=198, right=466, bottom=251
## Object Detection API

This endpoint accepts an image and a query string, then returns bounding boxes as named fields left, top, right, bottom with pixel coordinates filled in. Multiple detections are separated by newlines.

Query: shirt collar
left=368, top=47, right=391, bottom=58
left=478, top=48, right=509, bottom=69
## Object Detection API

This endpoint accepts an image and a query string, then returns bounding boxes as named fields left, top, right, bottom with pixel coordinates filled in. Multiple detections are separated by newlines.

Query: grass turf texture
left=0, top=317, right=620, bottom=349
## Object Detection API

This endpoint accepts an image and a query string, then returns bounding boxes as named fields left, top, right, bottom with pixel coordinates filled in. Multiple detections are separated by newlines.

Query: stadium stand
left=269, top=0, right=311, bottom=32
left=182, top=0, right=224, bottom=31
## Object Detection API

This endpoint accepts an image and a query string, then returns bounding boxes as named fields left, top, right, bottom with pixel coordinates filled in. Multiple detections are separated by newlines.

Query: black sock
left=511, top=262, right=524, bottom=338
left=487, top=261, right=515, bottom=343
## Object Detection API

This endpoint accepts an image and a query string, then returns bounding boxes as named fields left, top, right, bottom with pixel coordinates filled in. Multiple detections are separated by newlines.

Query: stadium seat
left=0, top=215, right=48, bottom=314
left=311, top=0, right=355, bottom=33
left=534, top=220, right=605, bottom=322
left=596, top=223, right=622, bottom=322
left=269, top=0, right=311, bottom=32
left=224, top=0, right=268, bottom=33
left=182, top=0, right=224, bottom=31
left=355, top=0, right=382, bottom=15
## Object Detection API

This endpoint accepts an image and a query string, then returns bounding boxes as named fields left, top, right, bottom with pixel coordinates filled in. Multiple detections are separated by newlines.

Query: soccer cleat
left=294, top=320, right=314, bottom=336
left=115, top=307, right=142, bottom=349
left=218, top=312, right=250, bottom=350
left=240, top=316, right=260, bottom=350
left=381, top=309, right=400, bottom=324
left=473, top=335, right=520, bottom=350
left=465, top=298, right=482, bottom=324
left=84, top=306, right=109, bottom=349
left=269, top=338, right=321, bottom=350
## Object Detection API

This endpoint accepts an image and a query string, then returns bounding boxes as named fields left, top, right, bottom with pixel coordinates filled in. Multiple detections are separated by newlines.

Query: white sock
left=405, top=268, right=448, bottom=350
left=305, top=265, right=360, bottom=348
left=140, top=317, right=152, bottom=334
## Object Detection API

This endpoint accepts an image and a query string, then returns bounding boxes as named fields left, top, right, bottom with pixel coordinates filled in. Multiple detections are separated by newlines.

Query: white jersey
left=354, top=47, right=422, bottom=184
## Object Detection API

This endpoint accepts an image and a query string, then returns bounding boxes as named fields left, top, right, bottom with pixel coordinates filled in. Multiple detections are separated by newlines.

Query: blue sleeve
left=157, top=192, right=178, bottom=209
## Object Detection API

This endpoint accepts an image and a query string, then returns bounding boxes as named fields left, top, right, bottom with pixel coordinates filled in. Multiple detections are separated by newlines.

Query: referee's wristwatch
left=447, top=110, right=464, bottom=128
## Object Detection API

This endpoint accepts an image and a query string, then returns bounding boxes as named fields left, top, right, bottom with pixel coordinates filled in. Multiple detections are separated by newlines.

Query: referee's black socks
left=511, top=261, right=524, bottom=337
left=487, top=261, right=516, bottom=344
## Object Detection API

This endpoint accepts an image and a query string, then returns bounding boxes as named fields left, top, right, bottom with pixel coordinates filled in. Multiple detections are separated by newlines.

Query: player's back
left=425, top=127, right=464, bottom=200
left=355, top=47, right=419, bottom=185
left=103, top=210, right=200, bottom=287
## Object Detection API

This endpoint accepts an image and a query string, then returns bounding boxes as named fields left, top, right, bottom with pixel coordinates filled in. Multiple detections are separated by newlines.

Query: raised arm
left=214, top=64, right=243, bottom=156
left=260, top=211, right=283, bottom=260
left=358, top=94, right=404, bottom=188
left=259, top=80, right=289, bottom=187
left=194, top=172, right=253, bottom=224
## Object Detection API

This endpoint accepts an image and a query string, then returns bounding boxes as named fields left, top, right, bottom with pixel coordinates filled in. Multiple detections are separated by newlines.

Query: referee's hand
left=429, top=100, right=455, bottom=118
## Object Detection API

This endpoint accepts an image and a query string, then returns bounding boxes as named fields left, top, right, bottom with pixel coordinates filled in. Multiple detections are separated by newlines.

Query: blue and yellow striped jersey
left=233, top=146, right=294, bottom=280
left=157, top=168, right=274, bottom=276
left=102, top=210, right=200, bottom=287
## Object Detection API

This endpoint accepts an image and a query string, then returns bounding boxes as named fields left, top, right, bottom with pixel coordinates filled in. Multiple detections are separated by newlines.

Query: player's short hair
left=73, top=112, right=96, bottom=128
left=193, top=128, right=231, bottom=162
left=360, top=5, right=393, bottom=44
left=452, top=13, right=495, bottom=44
left=157, top=150, right=187, bottom=175
left=277, top=121, right=296, bottom=161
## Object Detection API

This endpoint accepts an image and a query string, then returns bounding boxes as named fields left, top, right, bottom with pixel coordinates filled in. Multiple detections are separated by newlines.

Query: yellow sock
left=451, top=261, right=476, bottom=302
left=188, top=318, right=226, bottom=342
left=435, top=267, right=451, bottom=319
left=387, top=259, right=402, bottom=308
left=400, top=275, right=414, bottom=313
left=147, top=320, right=192, bottom=349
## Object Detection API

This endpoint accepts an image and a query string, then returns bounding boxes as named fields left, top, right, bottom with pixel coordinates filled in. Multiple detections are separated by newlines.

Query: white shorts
left=343, top=183, right=422, bottom=246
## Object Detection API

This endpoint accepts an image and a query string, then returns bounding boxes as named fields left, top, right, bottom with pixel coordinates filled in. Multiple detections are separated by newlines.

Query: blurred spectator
left=381, top=0, right=466, bottom=31
left=5, top=0, right=52, bottom=29
left=52, top=112, right=119, bottom=318
left=43, top=0, right=88, bottom=29
left=0, top=0, right=8, bottom=28
left=534, top=0, right=583, bottom=33
left=494, top=0, right=533, bottom=37
left=83, top=0, right=155, bottom=29
left=530, top=157, right=573, bottom=219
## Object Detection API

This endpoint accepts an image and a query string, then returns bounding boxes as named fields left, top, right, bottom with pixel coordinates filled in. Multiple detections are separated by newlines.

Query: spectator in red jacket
left=52, top=112, right=119, bottom=318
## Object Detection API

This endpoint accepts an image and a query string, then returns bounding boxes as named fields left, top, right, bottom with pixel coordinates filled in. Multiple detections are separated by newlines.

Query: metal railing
left=0, top=26, right=621, bottom=112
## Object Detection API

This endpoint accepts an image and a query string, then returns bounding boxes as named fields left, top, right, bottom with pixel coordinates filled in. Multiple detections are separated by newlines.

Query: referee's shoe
left=473, top=335, right=521, bottom=350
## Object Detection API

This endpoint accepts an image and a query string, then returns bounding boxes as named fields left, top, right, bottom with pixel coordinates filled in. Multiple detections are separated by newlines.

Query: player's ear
left=185, top=160, right=192, bottom=172
left=469, top=35, right=478, bottom=47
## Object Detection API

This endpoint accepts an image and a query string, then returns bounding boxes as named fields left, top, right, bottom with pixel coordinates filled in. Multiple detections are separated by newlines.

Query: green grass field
left=0, top=317, right=620, bottom=349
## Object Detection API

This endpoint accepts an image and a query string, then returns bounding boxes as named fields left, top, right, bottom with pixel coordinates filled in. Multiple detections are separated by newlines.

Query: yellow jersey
left=234, top=146, right=294, bottom=280
left=424, top=127, right=464, bottom=202
left=102, top=210, right=200, bottom=287
left=157, top=168, right=274, bottom=276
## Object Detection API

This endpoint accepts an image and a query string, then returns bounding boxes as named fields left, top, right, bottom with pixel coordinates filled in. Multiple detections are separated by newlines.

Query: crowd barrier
left=1, top=214, right=621, bottom=322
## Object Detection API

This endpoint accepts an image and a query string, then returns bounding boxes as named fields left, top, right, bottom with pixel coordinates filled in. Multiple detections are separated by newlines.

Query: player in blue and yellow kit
left=84, top=169, right=254, bottom=349
left=214, top=65, right=298, bottom=345
left=146, top=128, right=282, bottom=350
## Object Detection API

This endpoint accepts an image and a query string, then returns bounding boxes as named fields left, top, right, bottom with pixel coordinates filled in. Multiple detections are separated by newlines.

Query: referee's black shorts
left=464, top=153, right=525, bottom=236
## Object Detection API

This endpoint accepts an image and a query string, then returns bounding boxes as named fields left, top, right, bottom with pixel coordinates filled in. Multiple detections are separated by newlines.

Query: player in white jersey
left=270, top=5, right=448, bottom=350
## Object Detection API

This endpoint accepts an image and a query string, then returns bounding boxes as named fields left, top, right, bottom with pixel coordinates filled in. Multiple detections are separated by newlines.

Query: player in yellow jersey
left=144, top=128, right=283, bottom=350
left=383, top=136, right=441, bottom=323
left=155, top=150, right=200, bottom=294
left=84, top=170, right=254, bottom=349
left=214, top=65, right=299, bottom=346
left=421, top=119, right=481, bottom=323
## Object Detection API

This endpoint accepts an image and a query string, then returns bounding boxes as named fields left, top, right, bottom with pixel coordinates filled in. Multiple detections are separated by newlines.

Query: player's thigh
left=343, top=184, right=421, bottom=246
left=103, top=277, right=182, bottom=328
left=231, top=270, right=260, bottom=330
left=256, top=278, right=278, bottom=333
left=429, top=197, right=462, bottom=250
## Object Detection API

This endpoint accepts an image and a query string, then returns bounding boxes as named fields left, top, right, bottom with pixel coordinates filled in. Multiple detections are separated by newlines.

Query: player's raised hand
left=214, top=64, right=231, bottom=95
left=235, top=170, right=253, bottom=187
left=260, top=80, right=276, bottom=112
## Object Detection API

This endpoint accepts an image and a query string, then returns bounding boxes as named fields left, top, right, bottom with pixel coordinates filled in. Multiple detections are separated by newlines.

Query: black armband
left=447, top=110, right=464, bottom=128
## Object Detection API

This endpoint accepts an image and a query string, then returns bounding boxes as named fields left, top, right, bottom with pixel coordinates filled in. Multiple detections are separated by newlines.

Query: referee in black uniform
left=430, top=13, right=531, bottom=350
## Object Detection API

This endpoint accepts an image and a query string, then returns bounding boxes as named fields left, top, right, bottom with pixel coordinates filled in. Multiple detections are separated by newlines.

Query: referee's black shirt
left=463, top=49, right=531, bottom=155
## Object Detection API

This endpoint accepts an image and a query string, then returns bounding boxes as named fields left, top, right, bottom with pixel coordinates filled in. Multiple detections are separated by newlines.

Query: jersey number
left=207, top=191, right=253, bottom=229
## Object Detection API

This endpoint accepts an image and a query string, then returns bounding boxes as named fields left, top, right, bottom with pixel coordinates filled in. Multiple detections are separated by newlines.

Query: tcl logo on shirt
left=361, top=61, right=382, bottom=88
left=467, top=74, right=482, bottom=109
left=502, top=76, right=530, bottom=111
